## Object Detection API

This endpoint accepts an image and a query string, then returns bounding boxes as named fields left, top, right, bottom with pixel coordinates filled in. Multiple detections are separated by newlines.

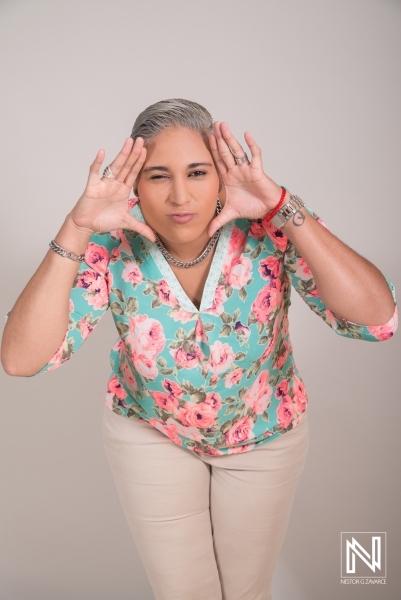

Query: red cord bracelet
left=264, top=186, right=287, bottom=222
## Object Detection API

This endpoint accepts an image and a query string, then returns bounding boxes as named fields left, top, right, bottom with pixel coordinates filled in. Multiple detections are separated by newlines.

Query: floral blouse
left=8, top=197, right=398, bottom=455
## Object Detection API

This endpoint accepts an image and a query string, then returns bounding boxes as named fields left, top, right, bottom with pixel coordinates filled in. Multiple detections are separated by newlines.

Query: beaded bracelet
left=263, top=186, right=287, bottom=222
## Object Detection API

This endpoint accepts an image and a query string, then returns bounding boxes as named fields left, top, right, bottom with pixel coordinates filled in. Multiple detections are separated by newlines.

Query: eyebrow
left=143, top=161, right=213, bottom=173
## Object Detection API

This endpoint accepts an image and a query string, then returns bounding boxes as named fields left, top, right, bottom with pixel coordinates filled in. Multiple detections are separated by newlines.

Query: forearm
left=1, top=215, right=92, bottom=376
left=281, top=203, right=396, bottom=326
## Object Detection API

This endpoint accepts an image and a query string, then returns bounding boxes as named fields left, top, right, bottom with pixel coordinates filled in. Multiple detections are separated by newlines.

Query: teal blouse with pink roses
left=10, top=197, right=398, bottom=455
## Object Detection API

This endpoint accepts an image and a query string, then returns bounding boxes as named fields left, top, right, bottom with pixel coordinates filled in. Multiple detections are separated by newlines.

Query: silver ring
left=103, top=165, right=116, bottom=179
left=235, top=152, right=249, bottom=165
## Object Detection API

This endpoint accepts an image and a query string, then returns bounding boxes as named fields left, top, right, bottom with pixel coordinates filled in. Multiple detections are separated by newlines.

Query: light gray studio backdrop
left=1, top=1, right=400, bottom=599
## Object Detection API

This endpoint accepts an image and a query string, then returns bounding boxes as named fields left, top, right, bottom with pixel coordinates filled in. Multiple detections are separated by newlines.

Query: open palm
left=207, top=122, right=283, bottom=237
left=70, top=137, right=156, bottom=241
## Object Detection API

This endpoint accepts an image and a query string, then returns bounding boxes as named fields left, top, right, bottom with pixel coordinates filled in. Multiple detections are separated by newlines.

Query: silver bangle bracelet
left=49, top=239, right=86, bottom=262
left=271, top=193, right=306, bottom=229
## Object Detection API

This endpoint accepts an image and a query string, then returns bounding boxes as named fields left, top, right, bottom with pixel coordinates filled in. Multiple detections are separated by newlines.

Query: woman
left=1, top=98, right=397, bottom=600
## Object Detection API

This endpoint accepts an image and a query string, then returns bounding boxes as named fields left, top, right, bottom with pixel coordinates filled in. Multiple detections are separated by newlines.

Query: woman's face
left=135, top=126, right=223, bottom=248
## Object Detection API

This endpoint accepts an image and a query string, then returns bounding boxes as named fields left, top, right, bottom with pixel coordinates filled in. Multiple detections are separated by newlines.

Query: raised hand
left=69, top=137, right=156, bottom=242
left=207, top=122, right=284, bottom=237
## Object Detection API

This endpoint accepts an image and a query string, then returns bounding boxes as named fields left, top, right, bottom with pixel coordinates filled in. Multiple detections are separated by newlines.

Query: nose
left=169, top=175, right=192, bottom=207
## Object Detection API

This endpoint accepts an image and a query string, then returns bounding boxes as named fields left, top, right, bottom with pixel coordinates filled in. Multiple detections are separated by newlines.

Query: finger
left=114, top=137, right=145, bottom=184
left=219, top=122, right=249, bottom=166
left=104, top=137, right=134, bottom=180
left=207, top=205, right=238, bottom=238
left=213, top=121, right=237, bottom=170
left=209, top=133, right=228, bottom=176
left=123, top=213, right=157, bottom=243
left=87, top=149, right=105, bottom=186
left=244, top=131, right=262, bottom=170
left=125, top=146, right=148, bottom=189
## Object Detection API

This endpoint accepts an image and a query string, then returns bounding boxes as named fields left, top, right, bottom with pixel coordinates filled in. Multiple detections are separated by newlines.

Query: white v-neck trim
left=131, top=202, right=234, bottom=313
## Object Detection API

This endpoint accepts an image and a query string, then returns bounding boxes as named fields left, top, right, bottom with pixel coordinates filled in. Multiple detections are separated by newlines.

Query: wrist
left=263, top=186, right=288, bottom=221
left=54, top=215, right=94, bottom=255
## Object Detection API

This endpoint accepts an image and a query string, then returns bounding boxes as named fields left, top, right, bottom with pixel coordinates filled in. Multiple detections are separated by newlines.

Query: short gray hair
left=130, top=98, right=219, bottom=194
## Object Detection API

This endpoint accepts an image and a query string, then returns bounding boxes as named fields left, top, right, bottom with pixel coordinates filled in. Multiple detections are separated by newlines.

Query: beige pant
left=102, top=405, right=309, bottom=600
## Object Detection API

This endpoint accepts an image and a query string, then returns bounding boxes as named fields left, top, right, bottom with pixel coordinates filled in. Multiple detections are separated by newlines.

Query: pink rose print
left=205, top=391, right=222, bottom=411
left=234, top=321, right=251, bottom=341
left=120, top=359, right=138, bottom=390
left=224, top=368, right=244, bottom=388
left=274, top=341, right=289, bottom=370
left=224, top=416, right=256, bottom=446
left=223, top=255, right=252, bottom=289
left=122, top=262, right=143, bottom=286
left=204, top=285, right=227, bottom=317
left=260, top=315, right=282, bottom=364
left=149, top=417, right=184, bottom=446
left=171, top=307, right=195, bottom=323
left=128, top=197, right=139, bottom=209
left=195, top=316, right=209, bottom=343
left=129, top=314, right=166, bottom=357
left=162, top=379, right=184, bottom=398
left=170, top=344, right=204, bottom=369
left=158, top=279, right=178, bottom=306
left=76, top=270, right=109, bottom=311
left=282, top=313, right=289, bottom=338
left=107, top=374, right=128, bottom=400
left=79, top=318, right=93, bottom=339
left=163, top=417, right=204, bottom=443
left=367, top=305, right=398, bottom=340
left=293, top=373, right=307, bottom=412
left=209, top=375, right=218, bottom=387
left=126, top=314, right=166, bottom=379
left=117, top=230, right=134, bottom=257
left=151, top=390, right=180, bottom=412
left=294, top=257, right=312, bottom=279
left=258, top=256, right=282, bottom=280
left=251, top=280, right=283, bottom=323
left=105, top=270, right=114, bottom=295
left=228, top=225, right=247, bottom=256
left=207, top=340, right=236, bottom=375
left=177, top=401, right=217, bottom=429
left=111, top=246, right=121, bottom=261
left=275, top=378, right=290, bottom=399
left=249, top=220, right=265, bottom=238
left=261, top=219, right=288, bottom=252
left=112, top=337, right=123, bottom=355
left=324, top=308, right=342, bottom=330
left=84, top=242, right=110, bottom=275
left=243, top=370, right=272, bottom=414
left=132, top=353, right=158, bottom=379
left=277, top=395, right=296, bottom=429
left=48, top=332, right=68, bottom=365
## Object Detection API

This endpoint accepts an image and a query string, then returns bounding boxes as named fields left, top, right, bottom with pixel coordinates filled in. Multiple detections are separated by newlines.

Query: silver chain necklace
left=154, top=199, right=223, bottom=268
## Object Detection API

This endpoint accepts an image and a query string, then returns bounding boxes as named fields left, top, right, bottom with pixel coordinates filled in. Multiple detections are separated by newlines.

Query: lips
left=169, top=213, right=196, bottom=223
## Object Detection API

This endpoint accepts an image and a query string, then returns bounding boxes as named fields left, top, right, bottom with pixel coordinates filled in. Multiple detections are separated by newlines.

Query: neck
left=157, top=229, right=215, bottom=263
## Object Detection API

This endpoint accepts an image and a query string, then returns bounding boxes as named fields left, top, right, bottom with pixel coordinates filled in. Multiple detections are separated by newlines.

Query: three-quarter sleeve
left=283, top=206, right=398, bottom=342
left=6, top=232, right=115, bottom=376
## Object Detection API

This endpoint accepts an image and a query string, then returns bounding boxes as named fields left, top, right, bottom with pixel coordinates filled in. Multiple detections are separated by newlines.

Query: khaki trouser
left=102, top=404, right=309, bottom=600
